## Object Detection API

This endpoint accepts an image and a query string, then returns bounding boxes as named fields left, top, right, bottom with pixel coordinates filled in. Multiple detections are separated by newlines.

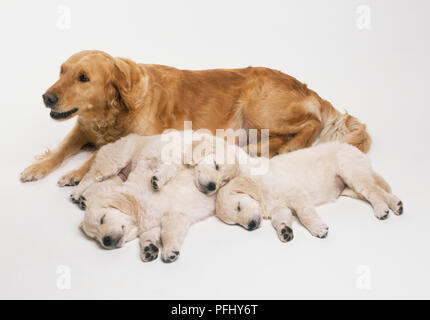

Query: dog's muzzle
left=101, top=235, right=123, bottom=249
left=247, top=218, right=261, bottom=231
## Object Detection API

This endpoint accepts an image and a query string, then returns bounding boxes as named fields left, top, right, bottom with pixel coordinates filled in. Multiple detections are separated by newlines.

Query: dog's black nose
left=102, top=236, right=112, bottom=247
left=248, top=220, right=258, bottom=230
left=207, top=182, right=216, bottom=191
left=42, top=92, right=58, bottom=108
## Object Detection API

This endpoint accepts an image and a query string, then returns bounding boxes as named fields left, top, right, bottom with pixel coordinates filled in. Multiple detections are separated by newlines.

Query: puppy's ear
left=229, top=177, right=263, bottom=203
left=111, top=58, right=146, bottom=111
left=229, top=176, right=267, bottom=217
left=107, top=192, right=141, bottom=220
left=215, top=182, right=235, bottom=224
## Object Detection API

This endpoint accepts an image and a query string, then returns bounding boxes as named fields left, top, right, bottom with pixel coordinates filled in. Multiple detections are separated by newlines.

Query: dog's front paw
left=70, top=194, right=87, bottom=210
left=20, top=162, right=50, bottom=182
left=308, top=221, right=329, bottom=239
left=277, top=224, right=294, bottom=242
left=151, top=176, right=160, bottom=191
left=140, top=242, right=159, bottom=262
left=58, top=169, right=85, bottom=187
left=161, top=248, right=180, bottom=263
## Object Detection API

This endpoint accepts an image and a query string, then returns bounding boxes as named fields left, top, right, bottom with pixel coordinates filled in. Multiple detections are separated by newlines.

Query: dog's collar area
left=50, top=108, right=78, bottom=120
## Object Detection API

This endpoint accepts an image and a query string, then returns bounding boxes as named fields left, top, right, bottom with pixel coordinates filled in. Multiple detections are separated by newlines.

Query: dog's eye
left=78, top=73, right=90, bottom=82
left=237, top=203, right=241, bottom=212
left=100, top=215, right=106, bottom=224
left=215, top=162, right=219, bottom=171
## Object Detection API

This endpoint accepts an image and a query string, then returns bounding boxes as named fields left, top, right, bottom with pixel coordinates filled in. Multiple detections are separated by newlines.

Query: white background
left=1, top=0, right=429, bottom=299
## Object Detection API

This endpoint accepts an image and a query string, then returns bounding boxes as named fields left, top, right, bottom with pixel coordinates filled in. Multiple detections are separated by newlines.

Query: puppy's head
left=80, top=192, right=139, bottom=249
left=187, top=134, right=240, bottom=196
left=216, top=176, right=264, bottom=230
left=43, top=50, right=145, bottom=121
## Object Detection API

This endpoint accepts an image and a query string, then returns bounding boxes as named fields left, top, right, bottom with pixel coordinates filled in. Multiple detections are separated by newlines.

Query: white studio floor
left=1, top=0, right=429, bottom=299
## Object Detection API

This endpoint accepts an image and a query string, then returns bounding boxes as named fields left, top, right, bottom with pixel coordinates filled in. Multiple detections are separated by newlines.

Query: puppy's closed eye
left=100, top=214, right=106, bottom=224
left=237, top=203, right=241, bottom=212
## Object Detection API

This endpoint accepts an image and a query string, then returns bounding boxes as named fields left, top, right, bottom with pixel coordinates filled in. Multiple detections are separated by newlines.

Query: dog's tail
left=318, top=99, right=371, bottom=153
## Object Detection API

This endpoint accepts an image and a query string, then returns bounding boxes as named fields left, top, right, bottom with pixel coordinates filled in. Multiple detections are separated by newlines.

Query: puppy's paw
left=140, top=242, right=159, bottom=262
left=151, top=176, right=160, bottom=191
left=277, top=224, right=294, bottom=243
left=393, top=200, right=403, bottom=216
left=308, top=221, right=329, bottom=239
left=388, top=196, right=403, bottom=216
left=58, top=169, right=85, bottom=187
left=161, top=248, right=180, bottom=263
left=20, top=162, right=50, bottom=182
left=374, top=204, right=390, bottom=220
left=70, top=190, right=82, bottom=203
left=70, top=194, right=87, bottom=210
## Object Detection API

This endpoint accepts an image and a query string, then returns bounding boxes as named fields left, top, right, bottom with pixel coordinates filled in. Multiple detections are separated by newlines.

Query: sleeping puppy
left=73, top=131, right=239, bottom=262
left=215, top=142, right=403, bottom=240
left=216, top=176, right=295, bottom=242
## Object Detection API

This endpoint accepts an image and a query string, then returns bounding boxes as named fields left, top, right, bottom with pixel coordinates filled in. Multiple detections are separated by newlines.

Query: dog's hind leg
left=338, top=157, right=397, bottom=220
left=271, top=206, right=294, bottom=242
left=372, top=172, right=403, bottom=216
left=160, top=211, right=191, bottom=263
left=340, top=188, right=366, bottom=201
left=139, top=227, right=161, bottom=263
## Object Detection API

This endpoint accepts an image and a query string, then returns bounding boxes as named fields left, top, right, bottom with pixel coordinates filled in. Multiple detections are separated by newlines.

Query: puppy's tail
left=318, top=99, right=371, bottom=153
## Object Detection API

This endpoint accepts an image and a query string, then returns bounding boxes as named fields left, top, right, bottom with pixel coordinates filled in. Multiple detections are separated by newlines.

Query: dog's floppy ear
left=106, top=192, right=141, bottom=219
left=215, top=181, right=235, bottom=224
left=229, top=176, right=263, bottom=203
left=228, top=176, right=267, bottom=217
left=111, top=58, right=146, bottom=111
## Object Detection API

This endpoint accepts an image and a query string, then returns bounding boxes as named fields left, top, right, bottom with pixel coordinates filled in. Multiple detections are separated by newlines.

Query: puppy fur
left=21, top=50, right=371, bottom=185
left=73, top=132, right=236, bottom=263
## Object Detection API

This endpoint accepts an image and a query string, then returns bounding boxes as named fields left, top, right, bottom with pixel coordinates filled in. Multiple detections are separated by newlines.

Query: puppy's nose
left=102, top=236, right=112, bottom=247
left=42, top=92, right=58, bottom=108
left=207, top=182, right=216, bottom=191
left=248, top=220, right=258, bottom=231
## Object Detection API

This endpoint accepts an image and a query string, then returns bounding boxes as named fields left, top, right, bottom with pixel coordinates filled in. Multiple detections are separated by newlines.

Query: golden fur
left=20, top=50, right=371, bottom=185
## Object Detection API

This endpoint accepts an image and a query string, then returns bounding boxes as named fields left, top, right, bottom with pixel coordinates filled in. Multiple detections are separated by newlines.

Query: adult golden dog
left=20, top=50, right=371, bottom=186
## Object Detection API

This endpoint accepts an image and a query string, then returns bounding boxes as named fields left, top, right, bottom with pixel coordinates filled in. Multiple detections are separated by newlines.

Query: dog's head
left=216, top=176, right=264, bottom=230
left=80, top=192, right=139, bottom=249
left=186, top=133, right=240, bottom=196
left=42, top=50, right=145, bottom=121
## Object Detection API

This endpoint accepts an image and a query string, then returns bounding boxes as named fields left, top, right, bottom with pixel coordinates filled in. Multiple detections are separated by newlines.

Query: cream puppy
left=215, top=142, right=403, bottom=241
left=72, top=131, right=238, bottom=262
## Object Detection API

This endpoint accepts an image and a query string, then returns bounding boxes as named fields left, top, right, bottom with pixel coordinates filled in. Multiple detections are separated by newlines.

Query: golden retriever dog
left=215, top=142, right=403, bottom=241
left=20, top=50, right=371, bottom=186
